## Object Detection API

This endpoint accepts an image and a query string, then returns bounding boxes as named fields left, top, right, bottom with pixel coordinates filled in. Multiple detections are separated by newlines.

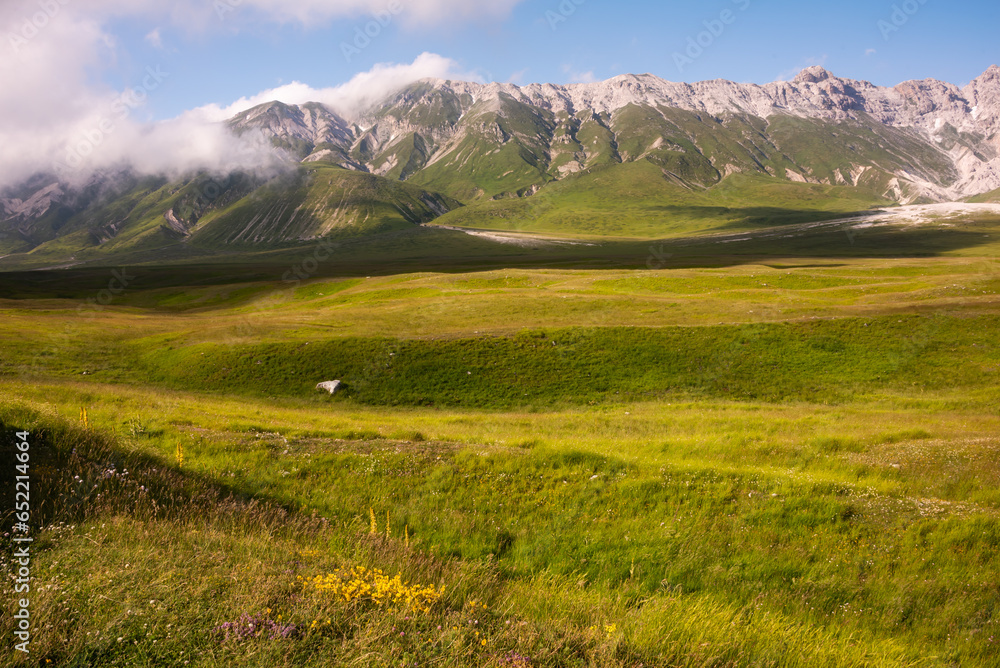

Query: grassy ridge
left=133, top=315, right=1000, bottom=407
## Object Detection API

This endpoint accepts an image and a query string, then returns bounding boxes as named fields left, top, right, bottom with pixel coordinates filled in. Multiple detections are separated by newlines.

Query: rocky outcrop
left=163, top=209, right=191, bottom=237
left=0, top=182, right=63, bottom=223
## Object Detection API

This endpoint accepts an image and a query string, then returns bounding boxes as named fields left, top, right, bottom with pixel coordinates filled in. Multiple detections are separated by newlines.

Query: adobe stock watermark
left=545, top=0, right=586, bottom=32
left=7, top=0, right=71, bottom=55
left=877, top=0, right=930, bottom=41
left=341, top=0, right=403, bottom=62
left=189, top=173, right=235, bottom=211
left=646, top=244, right=674, bottom=270
left=24, top=267, right=137, bottom=378
left=673, top=0, right=752, bottom=74
left=11, top=430, right=33, bottom=654
left=54, top=65, right=169, bottom=176
left=214, top=0, right=244, bottom=20
left=230, top=238, right=341, bottom=341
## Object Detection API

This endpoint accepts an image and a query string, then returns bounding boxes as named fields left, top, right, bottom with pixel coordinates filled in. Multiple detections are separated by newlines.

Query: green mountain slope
left=191, top=165, right=460, bottom=247
left=969, top=187, right=1000, bottom=203
left=404, top=93, right=557, bottom=201
left=4, top=166, right=460, bottom=265
left=392, top=98, right=959, bottom=210
left=432, top=161, right=891, bottom=238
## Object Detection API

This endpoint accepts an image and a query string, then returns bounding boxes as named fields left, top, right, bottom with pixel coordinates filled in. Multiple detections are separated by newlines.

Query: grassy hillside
left=404, top=103, right=956, bottom=208
left=969, top=187, right=1000, bottom=203
left=9, top=174, right=260, bottom=263
left=407, top=95, right=556, bottom=201
left=764, top=114, right=957, bottom=195
left=432, top=165, right=891, bottom=238
left=3, top=166, right=462, bottom=266
left=191, top=165, right=461, bottom=247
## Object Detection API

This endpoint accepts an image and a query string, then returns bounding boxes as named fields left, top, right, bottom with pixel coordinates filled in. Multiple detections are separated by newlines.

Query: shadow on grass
left=0, top=405, right=324, bottom=540
left=0, top=214, right=997, bottom=299
left=643, top=204, right=876, bottom=228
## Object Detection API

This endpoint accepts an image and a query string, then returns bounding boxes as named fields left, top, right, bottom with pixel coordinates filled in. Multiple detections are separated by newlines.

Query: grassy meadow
left=2, top=216, right=1000, bottom=666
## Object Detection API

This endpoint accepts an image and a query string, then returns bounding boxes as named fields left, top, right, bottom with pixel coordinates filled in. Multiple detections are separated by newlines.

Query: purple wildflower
left=498, top=650, right=533, bottom=667
left=215, top=613, right=297, bottom=643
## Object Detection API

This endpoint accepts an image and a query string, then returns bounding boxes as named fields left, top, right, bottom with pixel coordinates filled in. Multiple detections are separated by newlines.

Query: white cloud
left=562, top=65, right=597, bottom=84
left=865, top=48, right=877, bottom=57
left=0, top=47, right=474, bottom=188
left=145, top=28, right=163, bottom=49
left=92, top=116, right=285, bottom=182
left=194, top=53, right=479, bottom=121
left=0, top=10, right=116, bottom=187
left=507, top=68, right=530, bottom=85
left=229, top=0, right=527, bottom=27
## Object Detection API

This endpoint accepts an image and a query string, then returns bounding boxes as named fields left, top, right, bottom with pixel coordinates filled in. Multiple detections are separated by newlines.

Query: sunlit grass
left=2, top=248, right=1000, bottom=666
left=3, top=389, right=999, bottom=666
left=2, top=258, right=999, bottom=344
left=4, top=374, right=1000, bottom=665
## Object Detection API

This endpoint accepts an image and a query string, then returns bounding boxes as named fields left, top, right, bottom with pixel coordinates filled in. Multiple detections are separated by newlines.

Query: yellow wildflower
left=307, top=565, right=441, bottom=613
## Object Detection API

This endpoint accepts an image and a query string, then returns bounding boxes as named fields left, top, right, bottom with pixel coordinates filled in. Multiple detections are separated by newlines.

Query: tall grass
left=3, top=394, right=998, bottom=666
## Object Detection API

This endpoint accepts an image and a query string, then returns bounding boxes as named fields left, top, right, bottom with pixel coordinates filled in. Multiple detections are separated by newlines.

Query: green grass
left=191, top=165, right=461, bottom=247
left=115, top=314, right=998, bottom=408
left=3, top=378, right=1000, bottom=666
left=432, top=166, right=892, bottom=238
left=3, top=253, right=1000, bottom=406
left=968, top=187, right=1000, bottom=204
left=2, top=217, right=1000, bottom=666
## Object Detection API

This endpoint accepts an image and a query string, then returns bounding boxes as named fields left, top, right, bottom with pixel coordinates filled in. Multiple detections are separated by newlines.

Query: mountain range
left=3, top=65, right=999, bottom=266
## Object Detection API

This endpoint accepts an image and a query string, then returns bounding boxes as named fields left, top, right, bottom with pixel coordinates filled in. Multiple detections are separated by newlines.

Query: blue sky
left=88, top=0, right=1000, bottom=120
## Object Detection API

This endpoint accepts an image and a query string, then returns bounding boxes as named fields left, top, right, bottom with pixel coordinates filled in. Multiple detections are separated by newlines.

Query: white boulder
left=316, top=380, right=342, bottom=394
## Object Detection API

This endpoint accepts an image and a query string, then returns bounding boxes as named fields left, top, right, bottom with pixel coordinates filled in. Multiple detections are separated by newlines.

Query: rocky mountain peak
left=237, top=100, right=296, bottom=122
left=605, top=73, right=655, bottom=86
left=793, top=66, right=835, bottom=84
left=965, top=64, right=1000, bottom=99
left=960, top=65, right=1000, bottom=137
